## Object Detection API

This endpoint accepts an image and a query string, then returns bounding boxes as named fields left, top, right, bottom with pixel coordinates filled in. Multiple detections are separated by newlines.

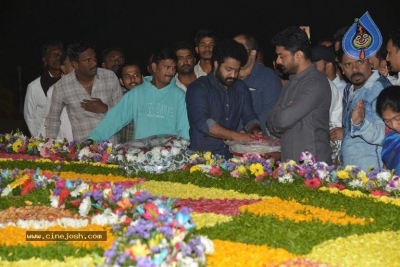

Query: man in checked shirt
left=45, top=41, right=122, bottom=143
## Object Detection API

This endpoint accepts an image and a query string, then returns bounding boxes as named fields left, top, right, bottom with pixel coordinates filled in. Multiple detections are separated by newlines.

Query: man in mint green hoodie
left=88, top=48, right=189, bottom=143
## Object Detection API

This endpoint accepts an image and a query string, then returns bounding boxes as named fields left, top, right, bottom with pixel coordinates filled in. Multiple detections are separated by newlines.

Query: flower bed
left=1, top=133, right=400, bottom=266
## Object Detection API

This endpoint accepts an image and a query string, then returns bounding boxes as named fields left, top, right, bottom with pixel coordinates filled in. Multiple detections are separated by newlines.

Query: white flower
left=78, top=147, right=90, bottom=160
left=37, top=142, right=45, bottom=151
left=151, top=147, right=161, bottom=156
left=348, top=179, right=364, bottom=189
left=199, top=235, right=214, bottom=254
left=171, top=147, right=180, bottom=156
left=198, top=164, right=212, bottom=173
left=103, top=188, right=111, bottom=199
left=49, top=195, right=65, bottom=208
left=161, top=149, right=171, bottom=157
left=126, top=153, right=136, bottom=162
left=122, top=187, right=138, bottom=198
left=70, top=182, right=89, bottom=197
left=278, top=174, right=294, bottom=183
left=1, top=185, right=12, bottom=197
left=316, top=169, right=329, bottom=180
left=79, top=196, right=92, bottom=216
left=377, top=171, right=391, bottom=182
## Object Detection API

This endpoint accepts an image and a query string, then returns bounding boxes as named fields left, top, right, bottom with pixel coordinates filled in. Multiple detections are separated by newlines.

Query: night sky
left=0, top=0, right=399, bottom=115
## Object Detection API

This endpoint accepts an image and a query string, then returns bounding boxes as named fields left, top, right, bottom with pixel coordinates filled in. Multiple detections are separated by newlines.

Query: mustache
left=275, top=64, right=285, bottom=71
left=351, top=72, right=364, bottom=79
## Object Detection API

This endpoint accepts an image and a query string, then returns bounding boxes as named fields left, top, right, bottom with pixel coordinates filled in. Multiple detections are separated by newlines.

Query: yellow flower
left=190, top=165, right=201, bottom=173
left=107, top=146, right=113, bottom=154
left=12, top=139, right=23, bottom=152
left=204, top=151, right=212, bottom=161
left=28, top=141, right=39, bottom=149
left=249, top=163, right=264, bottom=176
left=148, top=233, right=163, bottom=248
left=230, top=157, right=240, bottom=163
left=237, top=165, right=247, bottom=176
left=337, top=170, right=349, bottom=179
left=130, top=240, right=150, bottom=257
left=344, top=165, right=356, bottom=172
left=190, top=154, right=199, bottom=161
left=9, top=174, right=30, bottom=189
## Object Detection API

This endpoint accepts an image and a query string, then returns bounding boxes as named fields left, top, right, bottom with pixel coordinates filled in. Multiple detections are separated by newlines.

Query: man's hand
left=330, top=127, right=343, bottom=141
left=351, top=100, right=365, bottom=125
left=81, top=98, right=108, bottom=113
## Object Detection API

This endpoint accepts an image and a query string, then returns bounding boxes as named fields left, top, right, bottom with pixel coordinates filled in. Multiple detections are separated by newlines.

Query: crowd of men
left=23, top=26, right=400, bottom=169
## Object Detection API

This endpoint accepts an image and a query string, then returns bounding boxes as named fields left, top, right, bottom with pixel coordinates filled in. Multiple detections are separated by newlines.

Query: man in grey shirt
left=46, top=41, right=122, bottom=142
left=267, top=27, right=332, bottom=164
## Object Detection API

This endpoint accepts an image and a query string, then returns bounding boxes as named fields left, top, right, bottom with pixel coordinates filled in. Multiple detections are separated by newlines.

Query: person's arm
left=268, top=79, right=330, bottom=132
left=45, top=84, right=64, bottom=139
left=186, top=81, right=253, bottom=141
left=88, top=93, right=133, bottom=142
left=351, top=99, right=385, bottom=145
left=23, top=83, right=38, bottom=136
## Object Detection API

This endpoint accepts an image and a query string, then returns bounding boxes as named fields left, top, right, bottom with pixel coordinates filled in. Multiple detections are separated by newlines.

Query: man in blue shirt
left=186, top=39, right=262, bottom=159
left=233, top=34, right=282, bottom=135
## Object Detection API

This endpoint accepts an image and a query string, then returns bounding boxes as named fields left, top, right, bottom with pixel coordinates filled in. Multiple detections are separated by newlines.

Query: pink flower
left=209, top=167, right=223, bottom=176
left=56, top=180, right=66, bottom=189
left=371, top=190, right=389, bottom=197
left=101, top=153, right=109, bottom=164
left=255, top=172, right=268, bottom=182
left=230, top=169, right=240, bottom=178
left=304, top=178, right=321, bottom=189
left=40, top=143, right=52, bottom=158
left=329, top=183, right=345, bottom=190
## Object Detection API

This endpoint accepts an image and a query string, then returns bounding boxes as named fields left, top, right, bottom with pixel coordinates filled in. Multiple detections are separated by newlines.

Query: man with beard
left=88, top=48, right=189, bottom=142
left=172, top=41, right=198, bottom=91
left=267, top=26, right=332, bottom=164
left=24, top=40, right=63, bottom=137
left=233, top=34, right=282, bottom=136
left=186, top=39, right=262, bottom=159
left=386, top=29, right=400, bottom=85
left=331, top=47, right=391, bottom=170
left=46, top=41, right=123, bottom=142
left=116, top=62, right=144, bottom=143
left=194, top=29, right=217, bottom=76
left=101, top=47, right=125, bottom=74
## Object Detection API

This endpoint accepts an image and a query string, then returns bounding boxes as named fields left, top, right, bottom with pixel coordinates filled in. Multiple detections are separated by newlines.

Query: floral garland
left=188, top=150, right=400, bottom=198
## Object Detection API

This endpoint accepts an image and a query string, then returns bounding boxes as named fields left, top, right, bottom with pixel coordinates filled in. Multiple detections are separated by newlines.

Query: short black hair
left=271, top=26, right=311, bottom=59
left=212, top=39, right=248, bottom=67
left=152, top=47, right=178, bottom=64
left=195, top=29, right=217, bottom=46
left=67, top=41, right=96, bottom=62
left=116, top=61, right=143, bottom=79
left=376, top=85, right=400, bottom=117
left=389, top=29, right=400, bottom=51
left=374, top=46, right=389, bottom=61
left=102, top=47, right=125, bottom=63
left=333, top=26, right=350, bottom=43
left=172, top=41, right=196, bottom=56
left=318, top=36, right=336, bottom=46
left=41, top=40, right=63, bottom=58
left=235, top=34, right=259, bottom=51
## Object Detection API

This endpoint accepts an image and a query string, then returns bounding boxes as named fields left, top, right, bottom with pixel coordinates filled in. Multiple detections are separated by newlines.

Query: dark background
left=0, top=0, right=399, bottom=124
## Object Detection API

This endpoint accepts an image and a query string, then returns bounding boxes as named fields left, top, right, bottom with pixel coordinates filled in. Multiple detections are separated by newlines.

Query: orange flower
left=117, top=197, right=133, bottom=210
